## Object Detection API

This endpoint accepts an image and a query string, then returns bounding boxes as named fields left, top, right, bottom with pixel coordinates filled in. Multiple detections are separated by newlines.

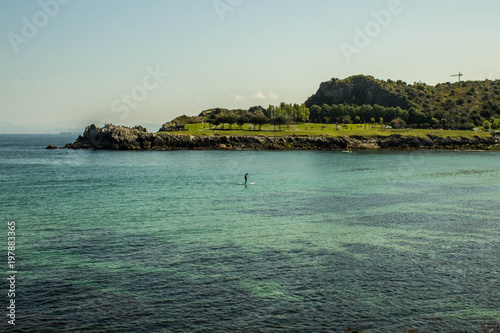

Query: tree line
left=309, top=102, right=499, bottom=130
left=205, top=103, right=310, bottom=131
left=175, top=101, right=498, bottom=131
left=309, top=104, right=409, bottom=127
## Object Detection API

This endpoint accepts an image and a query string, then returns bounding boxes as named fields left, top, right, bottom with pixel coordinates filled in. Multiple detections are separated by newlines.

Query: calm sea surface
left=1, top=134, right=500, bottom=332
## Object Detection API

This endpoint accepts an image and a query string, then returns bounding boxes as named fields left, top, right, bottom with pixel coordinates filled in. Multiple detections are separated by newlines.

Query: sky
left=1, top=0, right=499, bottom=133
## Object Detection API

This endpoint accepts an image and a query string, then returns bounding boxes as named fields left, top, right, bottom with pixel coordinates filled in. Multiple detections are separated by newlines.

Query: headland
left=63, top=124, right=500, bottom=151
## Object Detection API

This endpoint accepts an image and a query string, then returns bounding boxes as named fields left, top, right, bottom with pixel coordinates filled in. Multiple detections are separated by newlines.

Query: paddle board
left=237, top=182, right=256, bottom=185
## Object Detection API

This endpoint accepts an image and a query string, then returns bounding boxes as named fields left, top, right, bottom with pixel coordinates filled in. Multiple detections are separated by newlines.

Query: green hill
left=166, top=75, right=500, bottom=131
left=305, top=75, right=500, bottom=129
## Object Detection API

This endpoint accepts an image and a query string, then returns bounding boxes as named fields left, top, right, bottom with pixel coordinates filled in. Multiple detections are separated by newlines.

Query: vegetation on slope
left=164, top=75, right=500, bottom=132
left=305, top=75, right=500, bottom=130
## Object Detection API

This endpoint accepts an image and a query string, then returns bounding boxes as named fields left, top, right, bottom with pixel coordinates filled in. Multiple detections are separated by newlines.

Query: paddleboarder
left=244, top=173, right=248, bottom=185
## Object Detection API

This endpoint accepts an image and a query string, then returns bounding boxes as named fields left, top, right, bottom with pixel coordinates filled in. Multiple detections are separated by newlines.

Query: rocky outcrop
left=64, top=124, right=150, bottom=150
left=158, top=122, right=174, bottom=132
left=305, top=75, right=409, bottom=109
left=46, top=145, right=58, bottom=149
left=64, top=124, right=500, bottom=151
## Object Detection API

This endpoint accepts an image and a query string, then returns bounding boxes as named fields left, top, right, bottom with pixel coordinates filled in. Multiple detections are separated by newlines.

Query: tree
left=214, top=114, right=225, bottom=129
left=310, top=105, right=321, bottom=122
left=226, top=114, right=238, bottom=129
left=462, top=122, right=475, bottom=130
left=207, top=113, right=217, bottom=128
left=292, top=103, right=301, bottom=122
left=297, top=104, right=310, bottom=123
left=430, top=117, right=440, bottom=128
left=266, top=105, right=277, bottom=119
left=171, top=114, right=199, bottom=125
left=216, top=113, right=235, bottom=129
left=251, top=115, right=268, bottom=131
left=374, top=104, right=385, bottom=120
left=273, top=115, right=287, bottom=131
left=409, top=107, right=428, bottom=125
left=321, top=104, right=332, bottom=123
left=237, top=115, right=249, bottom=129
left=249, top=106, right=266, bottom=115
left=390, top=118, right=406, bottom=129
left=283, top=115, right=292, bottom=128
left=483, top=120, right=491, bottom=130
left=284, top=104, right=294, bottom=118
left=337, top=115, right=351, bottom=124
left=399, top=108, right=409, bottom=122
left=360, top=104, right=374, bottom=120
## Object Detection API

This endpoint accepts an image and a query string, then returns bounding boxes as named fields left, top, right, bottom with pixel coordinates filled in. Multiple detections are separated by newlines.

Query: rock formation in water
left=64, top=124, right=500, bottom=151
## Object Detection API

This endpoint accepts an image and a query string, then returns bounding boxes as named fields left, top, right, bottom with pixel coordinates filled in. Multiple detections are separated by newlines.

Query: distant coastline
left=62, top=124, right=500, bottom=151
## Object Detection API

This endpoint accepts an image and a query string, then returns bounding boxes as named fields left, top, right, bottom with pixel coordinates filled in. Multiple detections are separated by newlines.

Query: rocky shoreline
left=62, top=124, right=500, bottom=151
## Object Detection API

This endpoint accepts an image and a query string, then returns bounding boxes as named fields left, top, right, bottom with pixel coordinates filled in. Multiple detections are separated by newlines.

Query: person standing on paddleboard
left=245, top=173, right=248, bottom=184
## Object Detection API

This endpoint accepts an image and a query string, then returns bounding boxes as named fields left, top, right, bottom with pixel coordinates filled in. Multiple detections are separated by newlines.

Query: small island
left=65, top=75, right=500, bottom=151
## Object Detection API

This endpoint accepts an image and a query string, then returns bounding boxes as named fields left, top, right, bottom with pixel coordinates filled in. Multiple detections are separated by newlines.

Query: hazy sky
left=1, top=0, right=499, bottom=130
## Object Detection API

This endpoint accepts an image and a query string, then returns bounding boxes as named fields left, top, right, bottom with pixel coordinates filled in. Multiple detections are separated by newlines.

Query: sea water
left=1, top=134, right=499, bottom=332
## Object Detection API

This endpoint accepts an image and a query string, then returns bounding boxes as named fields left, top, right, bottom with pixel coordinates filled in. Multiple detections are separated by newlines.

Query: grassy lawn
left=158, top=123, right=495, bottom=139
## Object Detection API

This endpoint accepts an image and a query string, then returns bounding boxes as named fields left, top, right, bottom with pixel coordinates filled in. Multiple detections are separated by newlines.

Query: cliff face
left=305, top=75, right=408, bottom=109
left=64, top=124, right=500, bottom=151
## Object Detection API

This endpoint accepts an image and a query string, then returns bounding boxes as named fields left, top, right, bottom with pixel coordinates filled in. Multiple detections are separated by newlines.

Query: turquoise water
left=1, top=134, right=500, bottom=332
